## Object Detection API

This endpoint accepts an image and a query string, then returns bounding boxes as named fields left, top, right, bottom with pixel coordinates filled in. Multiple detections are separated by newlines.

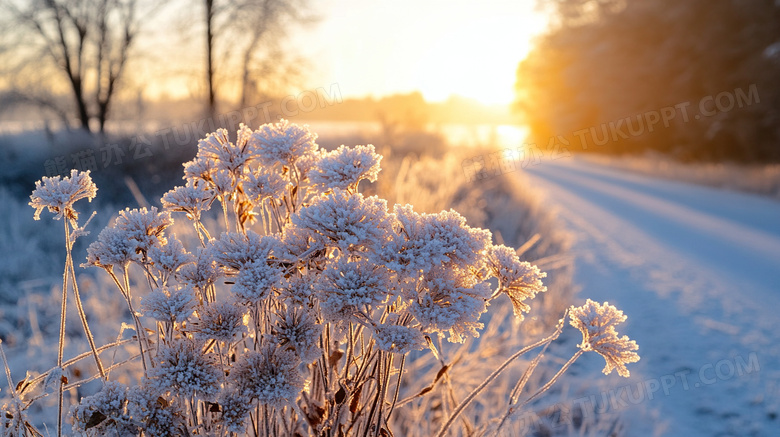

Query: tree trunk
left=206, top=0, right=216, bottom=120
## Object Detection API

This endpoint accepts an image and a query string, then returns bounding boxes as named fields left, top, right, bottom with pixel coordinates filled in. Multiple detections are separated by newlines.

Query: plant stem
left=66, top=224, right=106, bottom=379
left=57, top=220, right=70, bottom=437
left=434, top=316, right=566, bottom=437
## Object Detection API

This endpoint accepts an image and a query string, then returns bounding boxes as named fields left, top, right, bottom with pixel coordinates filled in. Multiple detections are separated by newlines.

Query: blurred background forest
left=516, top=0, right=780, bottom=162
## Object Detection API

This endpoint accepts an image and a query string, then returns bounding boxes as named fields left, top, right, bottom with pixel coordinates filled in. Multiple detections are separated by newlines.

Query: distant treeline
left=1, top=90, right=514, bottom=131
left=516, top=0, right=780, bottom=162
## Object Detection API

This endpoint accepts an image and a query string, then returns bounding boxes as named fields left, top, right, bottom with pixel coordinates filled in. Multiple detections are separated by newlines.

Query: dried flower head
left=183, top=155, right=217, bottom=186
left=217, top=388, right=253, bottom=432
left=273, top=307, right=323, bottom=363
left=292, top=189, right=391, bottom=256
left=147, top=339, right=221, bottom=400
left=71, top=381, right=137, bottom=435
left=177, top=248, right=225, bottom=292
left=249, top=119, right=318, bottom=168
left=382, top=204, right=491, bottom=276
left=114, top=207, right=173, bottom=255
left=232, top=259, right=283, bottom=304
left=29, top=169, right=97, bottom=224
left=410, top=266, right=491, bottom=343
left=277, top=274, right=317, bottom=307
left=140, top=285, right=196, bottom=323
left=487, top=244, right=547, bottom=320
left=245, top=168, right=288, bottom=204
left=83, top=226, right=138, bottom=269
left=161, top=179, right=214, bottom=220
left=209, top=230, right=278, bottom=271
left=294, top=147, right=325, bottom=182
left=148, top=235, right=195, bottom=282
left=310, top=144, right=382, bottom=191
left=190, top=300, right=248, bottom=343
left=126, top=385, right=185, bottom=437
left=229, top=345, right=304, bottom=409
left=197, top=126, right=254, bottom=173
left=373, top=324, right=425, bottom=354
left=317, top=258, right=391, bottom=325
left=569, top=299, right=640, bottom=377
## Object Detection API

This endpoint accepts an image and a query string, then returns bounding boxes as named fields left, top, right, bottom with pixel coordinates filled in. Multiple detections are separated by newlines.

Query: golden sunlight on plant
left=5, top=121, right=638, bottom=436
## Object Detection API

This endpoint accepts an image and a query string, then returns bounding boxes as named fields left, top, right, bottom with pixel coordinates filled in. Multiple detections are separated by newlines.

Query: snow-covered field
left=524, top=156, right=780, bottom=436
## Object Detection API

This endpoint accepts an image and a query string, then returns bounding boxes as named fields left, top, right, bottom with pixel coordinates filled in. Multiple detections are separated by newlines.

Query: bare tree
left=0, top=0, right=162, bottom=133
left=200, top=0, right=311, bottom=118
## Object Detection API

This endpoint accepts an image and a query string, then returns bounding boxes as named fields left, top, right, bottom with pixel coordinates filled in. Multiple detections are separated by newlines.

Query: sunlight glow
left=416, top=16, right=542, bottom=105
left=290, top=1, right=549, bottom=106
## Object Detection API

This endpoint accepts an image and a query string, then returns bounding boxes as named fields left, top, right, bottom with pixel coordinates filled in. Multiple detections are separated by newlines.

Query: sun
left=414, top=14, right=546, bottom=106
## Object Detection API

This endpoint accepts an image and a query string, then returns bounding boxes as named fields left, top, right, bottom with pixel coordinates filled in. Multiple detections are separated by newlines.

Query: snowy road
left=522, top=157, right=780, bottom=436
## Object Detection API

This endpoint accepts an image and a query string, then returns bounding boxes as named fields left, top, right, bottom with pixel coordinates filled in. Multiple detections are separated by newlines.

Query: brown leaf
left=328, top=349, right=344, bottom=368
left=335, top=386, right=346, bottom=404
left=304, top=402, right=326, bottom=428
left=85, top=411, right=106, bottom=429
left=349, top=383, right=364, bottom=413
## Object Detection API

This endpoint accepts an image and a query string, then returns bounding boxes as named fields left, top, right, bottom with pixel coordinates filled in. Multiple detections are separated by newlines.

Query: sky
left=278, top=1, right=549, bottom=105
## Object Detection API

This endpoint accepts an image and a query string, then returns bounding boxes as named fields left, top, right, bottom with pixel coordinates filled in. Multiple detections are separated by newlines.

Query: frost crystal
left=488, top=244, right=547, bottom=320
left=249, top=119, right=318, bottom=168
left=382, top=205, right=491, bottom=275
left=191, top=299, right=248, bottom=343
left=140, top=285, right=196, bottom=323
left=147, top=339, right=221, bottom=400
left=229, top=345, right=304, bottom=409
left=245, top=168, right=288, bottom=204
left=410, top=267, right=490, bottom=343
left=569, top=299, right=640, bottom=377
left=114, top=207, right=173, bottom=255
left=161, top=179, right=214, bottom=220
left=317, top=258, right=390, bottom=324
left=292, top=189, right=391, bottom=256
left=273, top=307, right=323, bottom=363
left=373, top=324, right=425, bottom=354
left=83, top=226, right=138, bottom=269
left=310, top=144, right=382, bottom=191
left=29, top=169, right=97, bottom=224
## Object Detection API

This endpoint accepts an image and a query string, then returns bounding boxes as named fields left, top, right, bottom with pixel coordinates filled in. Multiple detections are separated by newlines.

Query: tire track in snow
left=521, top=158, right=780, bottom=437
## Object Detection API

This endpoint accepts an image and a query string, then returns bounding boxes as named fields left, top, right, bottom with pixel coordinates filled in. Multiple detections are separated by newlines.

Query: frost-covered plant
left=14, top=121, right=640, bottom=436
left=569, top=299, right=640, bottom=377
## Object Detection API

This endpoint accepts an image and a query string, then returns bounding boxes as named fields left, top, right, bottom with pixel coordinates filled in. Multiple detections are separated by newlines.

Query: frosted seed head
left=147, top=339, right=221, bottom=400
left=190, top=299, right=248, bottom=343
left=29, top=169, right=97, bottom=224
left=273, top=307, right=323, bottom=363
left=114, top=206, right=173, bottom=255
left=249, top=119, right=318, bottom=168
left=140, top=285, right=196, bottom=323
left=229, top=345, right=304, bottom=409
left=373, top=324, right=426, bottom=354
left=487, top=244, right=547, bottom=321
left=83, top=225, right=138, bottom=269
left=569, top=299, right=640, bottom=377
left=309, top=144, right=382, bottom=191
left=161, top=179, right=215, bottom=220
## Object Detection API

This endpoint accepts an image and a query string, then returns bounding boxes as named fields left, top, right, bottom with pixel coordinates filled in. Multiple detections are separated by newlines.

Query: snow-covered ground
left=523, top=157, right=780, bottom=436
